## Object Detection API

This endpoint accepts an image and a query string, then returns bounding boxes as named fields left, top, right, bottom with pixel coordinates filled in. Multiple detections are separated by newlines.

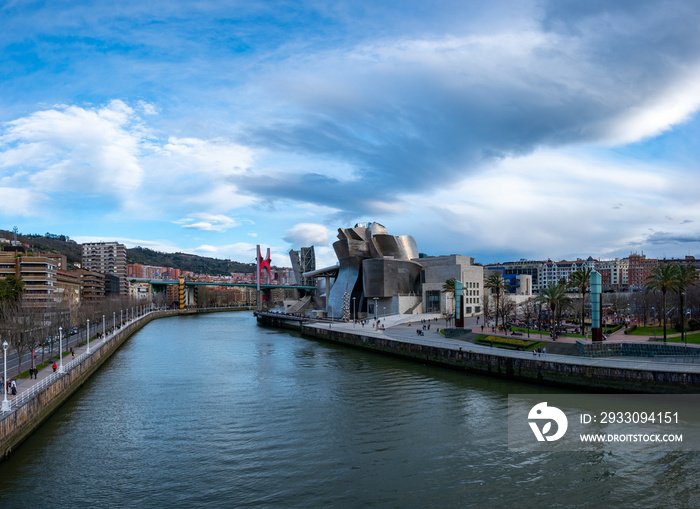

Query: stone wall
left=302, top=326, right=700, bottom=393
left=577, top=340, right=700, bottom=358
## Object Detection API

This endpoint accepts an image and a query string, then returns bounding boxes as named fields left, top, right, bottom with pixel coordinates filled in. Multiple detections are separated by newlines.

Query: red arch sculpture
left=257, top=245, right=271, bottom=290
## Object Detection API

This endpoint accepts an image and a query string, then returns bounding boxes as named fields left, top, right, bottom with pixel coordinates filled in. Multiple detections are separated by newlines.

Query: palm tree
left=673, top=264, right=698, bottom=344
left=568, top=267, right=593, bottom=336
left=441, top=278, right=456, bottom=318
left=484, top=274, right=509, bottom=329
left=644, top=264, right=679, bottom=343
left=537, top=281, right=571, bottom=339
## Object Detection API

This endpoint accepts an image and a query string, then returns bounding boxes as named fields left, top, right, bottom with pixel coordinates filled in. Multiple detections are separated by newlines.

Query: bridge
left=137, top=278, right=317, bottom=310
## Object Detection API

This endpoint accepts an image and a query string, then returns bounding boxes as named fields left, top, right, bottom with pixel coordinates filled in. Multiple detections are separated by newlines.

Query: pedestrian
left=52, top=362, right=57, bottom=372
left=11, top=379, right=16, bottom=396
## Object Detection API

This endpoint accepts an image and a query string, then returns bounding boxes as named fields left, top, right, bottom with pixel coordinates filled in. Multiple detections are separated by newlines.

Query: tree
left=673, top=264, right=698, bottom=344
left=484, top=274, right=509, bottom=329
left=537, top=281, right=571, bottom=339
left=644, top=264, right=679, bottom=343
left=568, top=267, right=592, bottom=335
left=520, top=297, right=538, bottom=338
left=441, top=278, right=457, bottom=315
left=0, top=275, right=24, bottom=306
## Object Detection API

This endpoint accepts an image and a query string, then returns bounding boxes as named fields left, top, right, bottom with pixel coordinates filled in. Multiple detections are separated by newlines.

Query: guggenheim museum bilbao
left=298, top=222, right=531, bottom=320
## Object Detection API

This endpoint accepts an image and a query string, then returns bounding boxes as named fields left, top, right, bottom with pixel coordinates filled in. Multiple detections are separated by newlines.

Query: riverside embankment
left=0, top=308, right=199, bottom=461
left=256, top=312, right=700, bottom=393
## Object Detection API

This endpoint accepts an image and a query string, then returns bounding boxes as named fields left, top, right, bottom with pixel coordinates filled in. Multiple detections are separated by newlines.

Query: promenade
left=0, top=314, right=139, bottom=417
left=303, top=312, right=700, bottom=375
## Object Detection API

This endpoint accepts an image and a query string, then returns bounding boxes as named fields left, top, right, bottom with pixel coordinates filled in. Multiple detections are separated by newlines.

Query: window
left=426, top=290, right=441, bottom=313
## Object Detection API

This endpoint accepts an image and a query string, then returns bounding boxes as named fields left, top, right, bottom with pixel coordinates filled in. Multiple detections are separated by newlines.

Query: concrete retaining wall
left=302, top=326, right=700, bottom=393
left=577, top=340, right=700, bottom=358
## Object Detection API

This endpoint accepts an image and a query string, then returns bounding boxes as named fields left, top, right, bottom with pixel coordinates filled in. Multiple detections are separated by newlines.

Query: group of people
left=28, top=367, right=39, bottom=379
left=3, top=378, right=17, bottom=397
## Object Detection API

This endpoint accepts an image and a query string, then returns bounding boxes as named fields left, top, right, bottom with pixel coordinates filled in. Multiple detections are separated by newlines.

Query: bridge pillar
left=179, top=277, right=185, bottom=310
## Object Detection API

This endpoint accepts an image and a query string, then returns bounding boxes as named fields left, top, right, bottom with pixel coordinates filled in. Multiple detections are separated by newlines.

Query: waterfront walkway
left=0, top=315, right=142, bottom=417
left=307, top=312, right=700, bottom=375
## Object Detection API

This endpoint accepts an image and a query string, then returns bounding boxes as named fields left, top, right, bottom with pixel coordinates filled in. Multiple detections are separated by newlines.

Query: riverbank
left=256, top=311, right=700, bottom=393
left=0, top=307, right=247, bottom=462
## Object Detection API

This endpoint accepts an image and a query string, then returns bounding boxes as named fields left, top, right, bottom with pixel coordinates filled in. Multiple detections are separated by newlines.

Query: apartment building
left=0, top=251, right=58, bottom=306
left=82, top=242, right=127, bottom=295
left=628, top=253, right=659, bottom=291
left=540, top=257, right=597, bottom=287
left=596, top=258, right=630, bottom=292
left=72, top=268, right=106, bottom=301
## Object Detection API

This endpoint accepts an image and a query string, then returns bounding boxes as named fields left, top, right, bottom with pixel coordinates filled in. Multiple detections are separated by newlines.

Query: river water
left=0, top=311, right=698, bottom=508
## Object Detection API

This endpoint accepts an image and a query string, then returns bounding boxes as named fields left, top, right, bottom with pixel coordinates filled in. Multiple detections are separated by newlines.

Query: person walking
left=10, top=379, right=17, bottom=397
left=52, top=362, right=57, bottom=372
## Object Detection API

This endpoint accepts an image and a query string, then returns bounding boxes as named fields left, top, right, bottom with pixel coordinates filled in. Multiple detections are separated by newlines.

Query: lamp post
left=652, top=307, right=657, bottom=339
left=120, top=310, right=123, bottom=327
left=329, top=306, right=333, bottom=328
left=373, top=297, right=378, bottom=321
left=682, top=292, right=686, bottom=345
left=2, top=341, right=10, bottom=412
left=113, top=311, right=116, bottom=333
left=86, top=319, right=90, bottom=354
left=58, top=326, right=64, bottom=373
left=353, top=297, right=356, bottom=328
left=103, top=314, right=106, bottom=342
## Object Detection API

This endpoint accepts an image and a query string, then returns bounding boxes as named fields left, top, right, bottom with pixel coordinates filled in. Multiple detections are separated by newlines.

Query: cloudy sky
left=2, top=0, right=700, bottom=269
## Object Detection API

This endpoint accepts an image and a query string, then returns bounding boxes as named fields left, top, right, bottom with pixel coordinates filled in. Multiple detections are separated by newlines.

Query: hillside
left=127, top=246, right=255, bottom=275
left=1, top=229, right=255, bottom=275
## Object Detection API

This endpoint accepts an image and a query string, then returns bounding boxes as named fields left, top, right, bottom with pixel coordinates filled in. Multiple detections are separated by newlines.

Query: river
left=0, top=311, right=698, bottom=508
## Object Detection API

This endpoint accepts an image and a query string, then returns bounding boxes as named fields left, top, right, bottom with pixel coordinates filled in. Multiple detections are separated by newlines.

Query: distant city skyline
left=2, top=1, right=700, bottom=269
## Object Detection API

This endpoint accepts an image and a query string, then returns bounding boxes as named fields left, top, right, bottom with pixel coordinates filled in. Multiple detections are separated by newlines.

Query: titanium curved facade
left=326, top=222, right=422, bottom=318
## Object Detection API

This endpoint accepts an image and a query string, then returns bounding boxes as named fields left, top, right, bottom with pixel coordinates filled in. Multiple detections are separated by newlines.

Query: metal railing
left=0, top=311, right=153, bottom=419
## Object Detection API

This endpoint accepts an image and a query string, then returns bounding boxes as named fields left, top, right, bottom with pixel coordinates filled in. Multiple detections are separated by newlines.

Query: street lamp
left=2, top=340, right=10, bottom=411
left=113, top=311, right=116, bottom=333
left=352, top=297, right=356, bottom=328
left=103, top=314, right=106, bottom=342
left=373, top=297, right=378, bottom=320
left=329, top=306, right=333, bottom=328
left=58, top=326, right=64, bottom=373
left=652, top=307, right=657, bottom=339
left=86, top=319, right=90, bottom=354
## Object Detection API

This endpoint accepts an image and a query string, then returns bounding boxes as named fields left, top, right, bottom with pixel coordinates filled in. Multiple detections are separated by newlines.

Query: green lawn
left=649, top=332, right=700, bottom=344
left=475, top=334, right=547, bottom=350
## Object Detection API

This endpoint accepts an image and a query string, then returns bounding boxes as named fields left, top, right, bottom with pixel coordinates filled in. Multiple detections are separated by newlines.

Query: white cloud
left=605, top=68, right=700, bottom=144
left=0, top=100, right=149, bottom=197
left=283, top=223, right=331, bottom=248
left=0, top=187, right=46, bottom=215
left=194, top=242, right=258, bottom=264
left=390, top=148, right=696, bottom=262
left=175, top=213, right=241, bottom=232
